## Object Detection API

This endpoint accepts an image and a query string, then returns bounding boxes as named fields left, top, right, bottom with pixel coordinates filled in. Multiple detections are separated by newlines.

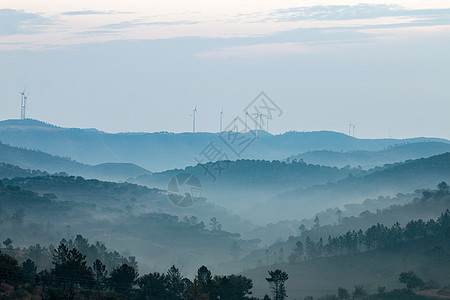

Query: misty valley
left=0, top=119, right=448, bottom=299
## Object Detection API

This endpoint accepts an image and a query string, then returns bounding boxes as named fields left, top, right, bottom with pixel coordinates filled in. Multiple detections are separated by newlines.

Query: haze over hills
left=248, top=152, right=450, bottom=223
left=286, top=142, right=450, bottom=169
left=0, top=140, right=151, bottom=181
left=0, top=119, right=448, bottom=172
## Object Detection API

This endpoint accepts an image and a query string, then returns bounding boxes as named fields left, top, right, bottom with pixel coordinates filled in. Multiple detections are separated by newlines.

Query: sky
left=0, top=0, right=449, bottom=139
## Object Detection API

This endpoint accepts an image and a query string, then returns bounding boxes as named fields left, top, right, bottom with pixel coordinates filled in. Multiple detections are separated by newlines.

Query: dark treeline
left=0, top=235, right=137, bottom=273
left=287, top=206, right=449, bottom=263
left=0, top=243, right=257, bottom=299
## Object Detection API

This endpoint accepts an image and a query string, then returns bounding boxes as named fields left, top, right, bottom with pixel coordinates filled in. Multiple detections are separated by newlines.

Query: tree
left=108, top=263, right=138, bottom=294
left=209, top=217, right=222, bottom=231
left=52, top=244, right=95, bottom=292
left=3, top=238, right=13, bottom=249
left=298, top=224, right=306, bottom=235
left=266, top=269, right=288, bottom=300
left=313, top=215, right=321, bottom=231
left=399, top=271, right=424, bottom=290
left=167, top=265, right=186, bottom=299
left=437, top=181, right=449, bottom=196
left=196, top=265, right=212, bottom=295
left=336, top=209, right=342, bottom=225
left=212, top=274, right=253, bottom=299
left=337, top=287, right=350, bottom=300
left=137, top=272, right=170, bottom=299
left=92, top=259, right=107, bottom=289
left=0, top=251, right=23, bottom=285
left=288, top=242, right=304, bottom=263
left=352, top=286, right=367, bottom=299
left=21, top=259, right=37, bottom=285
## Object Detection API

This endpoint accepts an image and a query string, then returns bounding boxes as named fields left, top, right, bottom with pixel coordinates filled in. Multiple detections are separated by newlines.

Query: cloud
left=0, top=9, right=52, bottom=36
left=267, top=4, right=450, bottom=23
left=61, top=10, right=130, bottom=16
left=99, top=20, right=199, bottom=30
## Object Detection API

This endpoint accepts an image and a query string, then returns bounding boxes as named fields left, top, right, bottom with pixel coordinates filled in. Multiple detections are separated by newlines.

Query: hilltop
left=0, top=141, right=151, bottom=181
left=286, top=141, right=450, bottom=168
left=247, top=152, right=450, bottom=223
left=0, top=119, right=448, bottom=171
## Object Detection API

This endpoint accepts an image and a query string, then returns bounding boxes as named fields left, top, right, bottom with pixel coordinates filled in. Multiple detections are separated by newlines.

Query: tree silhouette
left=167, top=265, right=186, bottom=300
left=289, top=241, right=304, bottom=263
left=437, top=181, right=449, bottom=196
left=266, top=269, right=288, bottom=300
left=337, top=287, right=350, bottom=299
left=92, top=259, right=107, bottom=289
left=352, top=285, right=367, bottom=299
left=52, top=243, right=95, bottom=293
left=108, top=263, right=138, bottom=294
left=3, top=238, right=12, bottom=249
left=137, top=272, right=170, bottom=299
left=0, top=251, right=23, bottom=285
left=212, top=274, right=253, bottom=299
left=21, top=259, right=37, bottom=285
left=399, top=271, right=424, bottom=290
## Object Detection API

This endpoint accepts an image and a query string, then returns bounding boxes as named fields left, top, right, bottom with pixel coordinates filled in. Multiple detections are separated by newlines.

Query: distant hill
left=131, top=159, right=367, bottom=213
left=286, top=142, right=450, bottom=168
left=0, top=119, right=448, bottom=171
left=0, top=179, right=259, bottom=275
left=0, top=140, right=151, bottom=181
left=247, top=152, right=450, bottom=223
left=83, top=162, right=152, bottom=182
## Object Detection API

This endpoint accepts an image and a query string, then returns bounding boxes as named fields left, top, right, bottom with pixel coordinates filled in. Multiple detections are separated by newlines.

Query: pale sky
left=1, top=0, right=449, bottom=138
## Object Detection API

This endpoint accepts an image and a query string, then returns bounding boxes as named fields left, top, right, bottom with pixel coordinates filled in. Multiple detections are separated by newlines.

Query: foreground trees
left=288, top=208, right=450, bottom=262
left=266, top=269, right=289, bottom=300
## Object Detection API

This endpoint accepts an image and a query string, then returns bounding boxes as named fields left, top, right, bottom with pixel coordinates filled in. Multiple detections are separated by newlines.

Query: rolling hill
left=247, top=152, right=450, bottom=223
left=0, top=119, right=448, bottom=171
left=0, top=140, right=151, bottom=181
left=285, top=142, right=450, bottom=169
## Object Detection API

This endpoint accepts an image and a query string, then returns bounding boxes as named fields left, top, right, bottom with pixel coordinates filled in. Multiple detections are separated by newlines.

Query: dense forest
left=1, top=208, right=448, bottom=299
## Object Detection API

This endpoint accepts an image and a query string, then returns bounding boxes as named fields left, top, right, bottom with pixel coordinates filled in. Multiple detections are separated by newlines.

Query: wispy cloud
left=0, top=9, right=53, bottom=36
left=267, top=4, right=450, bottom=23
left=61, top=10, right=131, bottom=16
left=99, top=20, right=199, bottom=30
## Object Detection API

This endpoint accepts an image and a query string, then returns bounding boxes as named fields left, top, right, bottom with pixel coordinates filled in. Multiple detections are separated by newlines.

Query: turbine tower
left=192, top=105, right=198, bottom=133
left=352, top=123, right=357, bottom=137
left=22, top=93, right=30, bottom=119
left=19, top=89, right=25, bottom=119
left=245, top=111, right=248, bottom=132
left=252, top=113, right=259, bottom=138
left=348, top=122, right=352, bottom=136
left=259, top=113, right=263, bottom=133
left=265, top=115, right=270, bottom=133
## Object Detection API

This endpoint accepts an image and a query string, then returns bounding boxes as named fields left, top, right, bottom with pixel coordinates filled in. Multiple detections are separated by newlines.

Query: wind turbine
left=233, top=117, right=237, bottom=132
left=352, top=123, right=357, bottom=137
left=252, top=113, right=259, bottom=137
left=23, top=92, right=30, bottom=119
left=265, top=115, right=270, bottom=133
left=191, top=105, right=198, bottom=133
left=18, top=88, right=26, bottom=119
left=245, top=111, right=248, bottom=132
left=220, top=108, right=223, bottom=133
left=348, top=122, right=352, bottom=136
